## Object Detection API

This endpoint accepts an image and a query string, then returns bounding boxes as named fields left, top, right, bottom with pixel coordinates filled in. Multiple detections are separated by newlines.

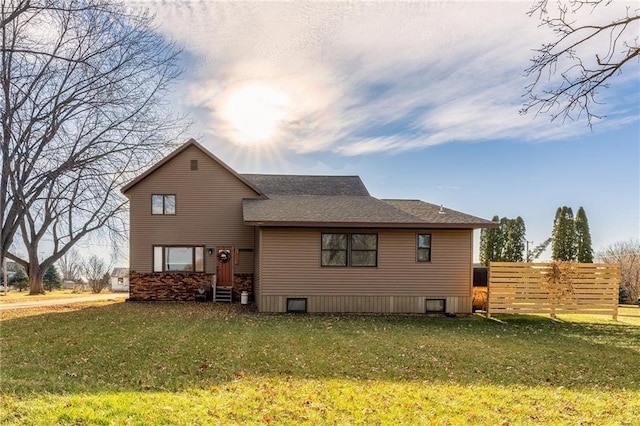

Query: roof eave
left=244, top=220, right=499, bottom=229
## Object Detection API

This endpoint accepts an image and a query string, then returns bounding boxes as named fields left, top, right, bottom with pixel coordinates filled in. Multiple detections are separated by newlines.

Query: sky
left=128, top=0, right=639, bottom=262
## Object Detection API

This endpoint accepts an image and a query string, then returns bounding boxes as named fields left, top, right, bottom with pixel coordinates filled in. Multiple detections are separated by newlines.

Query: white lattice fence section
left=487, top=262, right=619, bottom=319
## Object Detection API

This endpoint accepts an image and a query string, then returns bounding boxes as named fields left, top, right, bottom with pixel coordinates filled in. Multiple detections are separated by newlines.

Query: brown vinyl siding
left=235, top=249, right=254, bottom=274
left=127, top=145, right=260, bottom=273
left=259, top=295, right=472, bottom=314
left=258, top=228, right=473, bottom=313
left=254, top=227, right=262, bottom=308
left=260, top=228, right=472, bottom=296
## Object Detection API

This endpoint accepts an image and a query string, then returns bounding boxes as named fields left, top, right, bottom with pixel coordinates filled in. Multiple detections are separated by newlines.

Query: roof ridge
left=241, top=173, right=362, bottom=178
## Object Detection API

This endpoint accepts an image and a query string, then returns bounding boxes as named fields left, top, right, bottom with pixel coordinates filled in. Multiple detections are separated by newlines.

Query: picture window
left=153, top=246, right=204, bottom=272
left=320, top=233, right=378, bottom=267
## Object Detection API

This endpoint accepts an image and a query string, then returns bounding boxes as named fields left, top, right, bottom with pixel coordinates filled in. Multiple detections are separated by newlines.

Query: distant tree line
left=597, top=240, right=640, bottom=304
left=2, top=252, right=111, bottom=294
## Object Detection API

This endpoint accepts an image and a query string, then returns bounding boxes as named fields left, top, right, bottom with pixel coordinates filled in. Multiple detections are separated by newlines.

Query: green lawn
left=1, top=302, right=638, bottom=425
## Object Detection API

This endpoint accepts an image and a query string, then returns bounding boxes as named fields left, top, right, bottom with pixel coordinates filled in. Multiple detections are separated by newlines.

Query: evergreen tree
left=552, top=206, right=577, bottom=261
left=503, top=216, right=526, bottom=262
left=9, top=268, right=28, bottom=292
left=480, top=216, right=503, bottom=266
left=43, top=265, right=63, bottom=291
left=575, top=207, right=593, bottom=263
left=480, top=216, right=527, bottom=265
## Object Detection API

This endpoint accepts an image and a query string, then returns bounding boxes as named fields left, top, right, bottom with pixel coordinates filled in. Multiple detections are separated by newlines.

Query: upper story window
left=152, top=194, right=176, bottom=215
left=417, top=234, right=431, bottom=262
left=321, top=233, right=378, bottom=267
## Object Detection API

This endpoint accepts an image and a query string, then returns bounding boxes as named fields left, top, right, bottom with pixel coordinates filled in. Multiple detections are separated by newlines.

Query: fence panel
left=487, top=262, right=619, bottom=319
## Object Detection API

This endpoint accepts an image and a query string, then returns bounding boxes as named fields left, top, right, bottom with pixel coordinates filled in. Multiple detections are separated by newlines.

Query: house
left=122, top=139, right=497, bottom=314
left=110, top=268, right=130, bottom=292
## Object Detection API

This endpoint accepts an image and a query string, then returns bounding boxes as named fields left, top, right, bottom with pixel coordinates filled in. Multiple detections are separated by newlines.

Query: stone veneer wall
left=233, top=273, right=254, bottom=302
left=129, top=272, right=214, bottom=301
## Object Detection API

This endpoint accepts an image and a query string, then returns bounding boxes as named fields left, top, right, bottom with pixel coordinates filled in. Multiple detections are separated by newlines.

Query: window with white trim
left=153, top=246, right=204, bottom=272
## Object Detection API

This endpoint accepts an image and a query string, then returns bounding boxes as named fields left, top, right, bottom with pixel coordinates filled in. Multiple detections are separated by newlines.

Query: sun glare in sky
left=220, top=83, right=290, bottom=145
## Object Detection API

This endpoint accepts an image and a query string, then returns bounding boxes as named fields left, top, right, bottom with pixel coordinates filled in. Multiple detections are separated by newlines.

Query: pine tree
left=552, top=206, right=577, bottom=261
left=502, top=217, right=526, bottom=262
left=512, top=216, right=526, bottom=262
left=9, top=268, right=28, bottom=292
left=480, top=216, right=528, bottom=265
left=575, top=207, right=593, bottom=263
left=480, top=216, right=502, bottom=266
left=43, top=265, right=63, bottom=291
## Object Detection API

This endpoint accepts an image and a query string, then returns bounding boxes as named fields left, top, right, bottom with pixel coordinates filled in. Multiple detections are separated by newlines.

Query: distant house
left=110, top=268, right=129, bottom=292
left=122, top=139, right=497, bottom=314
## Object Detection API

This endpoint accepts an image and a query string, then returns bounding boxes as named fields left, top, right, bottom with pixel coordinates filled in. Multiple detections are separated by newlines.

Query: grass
left=1, top=302, right=639, bottom=425
left=0, top=289, right=122, bottom=303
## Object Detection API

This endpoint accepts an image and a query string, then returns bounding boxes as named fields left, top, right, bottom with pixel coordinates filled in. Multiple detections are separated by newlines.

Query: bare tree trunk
left=28, top=268, right=44, bottom=295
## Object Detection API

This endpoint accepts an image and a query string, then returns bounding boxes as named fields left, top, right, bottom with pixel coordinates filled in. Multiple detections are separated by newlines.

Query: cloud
left=144, top=0, right=639, bottom=155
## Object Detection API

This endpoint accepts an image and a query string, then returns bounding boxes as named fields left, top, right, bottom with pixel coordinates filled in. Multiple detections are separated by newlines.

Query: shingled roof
left=243, top=195, right=497, bottom=229
left=382, top=199, right=495, bottom=226
left=242, top=174, right=369, bottom=196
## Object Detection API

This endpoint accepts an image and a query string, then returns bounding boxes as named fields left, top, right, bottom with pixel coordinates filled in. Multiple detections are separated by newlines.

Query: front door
left=216, top=246, right=233, bottom=287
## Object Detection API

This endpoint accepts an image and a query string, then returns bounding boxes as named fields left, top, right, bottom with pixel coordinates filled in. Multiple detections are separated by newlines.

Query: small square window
left=425, top=299, right=446, bottom=313
left=152, top=194, right=176, bottom=215
left=190, top=160, right=198, bottom=170
left=287, top=298, right=307, bottom=313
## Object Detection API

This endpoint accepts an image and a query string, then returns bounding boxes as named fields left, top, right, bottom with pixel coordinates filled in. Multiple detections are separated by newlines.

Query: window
left=425, top=299, right=445, bottom=313
left=152, top=194, right=176, bottom=215
left=321, top=233, right=378, bottom=267
left=417, top=234, right=431, bottom=262
left=117, top=277, right=124, bottom=284
left=350, top=234, right=378, bottom=267
left=321, top=233, right=348, bottom=266
left=287, top=298, right=307, bottom=313
left=153, top=246, right=204, bottom=272
left=190, top=160, right=198, bottom=171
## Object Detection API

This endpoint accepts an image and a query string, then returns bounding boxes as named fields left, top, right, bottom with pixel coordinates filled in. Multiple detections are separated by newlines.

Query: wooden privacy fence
left=487, top=262, right=620, bottom=320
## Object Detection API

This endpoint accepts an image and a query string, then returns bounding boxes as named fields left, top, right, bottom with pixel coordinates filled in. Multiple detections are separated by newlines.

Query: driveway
left=0, top=293, right=128, bottom=311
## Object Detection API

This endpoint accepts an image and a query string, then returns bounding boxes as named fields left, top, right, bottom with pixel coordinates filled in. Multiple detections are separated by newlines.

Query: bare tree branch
left=1, top=0, right=189, bottom=293
left=522, top=0, right=640, bottom=127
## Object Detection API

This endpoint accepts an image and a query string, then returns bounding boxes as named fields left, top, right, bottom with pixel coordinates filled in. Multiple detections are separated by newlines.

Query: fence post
left=486, top=262, right=491, bottom=318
